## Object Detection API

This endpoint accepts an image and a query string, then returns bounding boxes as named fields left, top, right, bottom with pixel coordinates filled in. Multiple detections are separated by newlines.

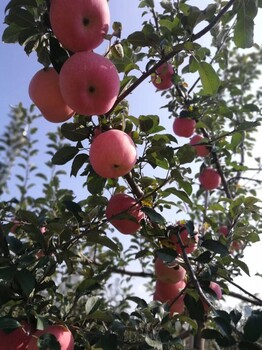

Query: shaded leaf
left=52, top=146, right=79, bottom=165
left=198, top=62, right=220, bottom=95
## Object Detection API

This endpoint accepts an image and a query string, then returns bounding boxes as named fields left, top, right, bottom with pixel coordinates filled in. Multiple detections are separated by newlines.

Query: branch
left=219, top=274, right=262, bottom=306
left=228, top=291, right=262, bottom=307
left=191, top=0, right=236, bottom=41
left=107, top=0, right=237, bottom=115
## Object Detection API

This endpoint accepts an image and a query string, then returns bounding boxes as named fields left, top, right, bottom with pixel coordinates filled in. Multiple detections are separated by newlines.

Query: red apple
left=170, top=226, right=199, bottom=255
left=106, top=193, right=144, bottom=234
left=199, top=167, right=221, bottom=190
left=189, top=134, right=210, bottom=157
left=59, top=51, right=120, bottom=116
left=89, top=129, right=137, bottom=178
left=154, top=279, right=186, bottom=315
left=230, top=240, right=243, bottom=252
left=50, top=0, right=110, bottom=52
left=29, top=68, right=75, bottom=123
left=151, top=62, right=174, bottom=90
left=209, top=281, right=222, bottom=300
left=27, top=325, right=74, bottom=350
left=154, top=258, right=186, bottom=283
left=218, top=225, right=228, bottom=237
left=173, top=118, right=196, bottom=138
left=0, top=322, right=32, bottom=350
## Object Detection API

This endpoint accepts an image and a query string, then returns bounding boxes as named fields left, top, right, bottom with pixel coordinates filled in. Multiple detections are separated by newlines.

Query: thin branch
left=228, top=291, right=262, bottom=307
left=107, top=0, right=236, bottom=115
left=219, top=274, right=262, bottom=305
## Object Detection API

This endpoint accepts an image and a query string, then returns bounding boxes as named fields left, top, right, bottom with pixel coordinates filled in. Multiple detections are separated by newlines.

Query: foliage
left=1, top=0, right=262, bottom=349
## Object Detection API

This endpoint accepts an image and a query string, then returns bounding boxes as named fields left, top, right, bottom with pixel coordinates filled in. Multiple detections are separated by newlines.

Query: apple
left=189, top=134, right=210, bottom=157
left=29, top=68, right=75, bottom=123
left=50, top=0, right=110, bottom=52
left=0, top=322, right=32, bottom=350
left=231, top=240, right=243, bottom=252
left=59, top=51, right=120, bottom=116
left=106, top=193, right=144, bottom=234
left=154, top=257, right=186, bottom=283
left=218, top=225, right=228, bottom=237
left=89, top=129, right=137, bottom=178
left=209, top=281, right=222, bottom=300
left=154, top=279, right=185, bottom=315
left=27, top=325, right=74, bottom=350
left=199, top=167, right=221, bottom=190
left=151, top=62, right=174, bottom=90
left=170, top=225, right=199, bottom=255
left=173, top=118, right=196, bottom=138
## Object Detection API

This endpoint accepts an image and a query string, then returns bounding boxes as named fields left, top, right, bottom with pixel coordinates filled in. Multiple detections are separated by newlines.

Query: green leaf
left=76, top=278, right=100, bottom=295
left=70, top=153, right=88, bottom=177
left=87, top=169, right=107, bottom=195
left=176, top=144, right=196, bottom=164
left=139, top=115, right=160, bottom=134
left=126, top=296, right=147, bottom=308
left=5, top=0, right=37, bottom=12
left=5, top=8, right=35, bottom=28
left=141, top=207, right=166, bottom=224
left=0, top=266, right=16, bottom=281
left=243, top=310, right=262, bottom=342
left=17, top=209, right=39, bottom=226
left=235, top=121, right=260, bottom=132
left=0, top=317, right=21, bottom=332
left=233, top=0, right=258, bottom=48
left=85, top=296, right=101, bottom=315
left=85, top=232, right=119, bottom=253
left=232, top=258, right=250, bottom=276
left=61, top=123, right=90, bottom=142
left=201, top=239, right=229, bottom=256
left=156, top=248, right=178, bottom=263
left=52, top=146, right=79, bottom=165
left=37, top=333, right=61, bottom=350
left=14, top=269, right=35, bottom=296
left=198, top=62, right=220, bottom=95
left=2, top=23, right=21, bottom=43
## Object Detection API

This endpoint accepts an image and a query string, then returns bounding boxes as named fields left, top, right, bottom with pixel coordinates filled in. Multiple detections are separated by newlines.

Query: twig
left=228, top=291, right=262, bottom=306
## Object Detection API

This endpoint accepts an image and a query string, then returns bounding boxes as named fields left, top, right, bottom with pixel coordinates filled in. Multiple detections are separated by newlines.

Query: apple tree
left=1, top=0, right=262, bottom=349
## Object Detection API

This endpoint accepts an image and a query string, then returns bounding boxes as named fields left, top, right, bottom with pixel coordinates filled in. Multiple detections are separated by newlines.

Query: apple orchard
left=1, top=0, right=262, bottom=349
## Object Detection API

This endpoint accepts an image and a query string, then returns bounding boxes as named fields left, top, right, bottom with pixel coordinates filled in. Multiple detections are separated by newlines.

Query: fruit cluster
left=29, top=0, right=120, bottom=122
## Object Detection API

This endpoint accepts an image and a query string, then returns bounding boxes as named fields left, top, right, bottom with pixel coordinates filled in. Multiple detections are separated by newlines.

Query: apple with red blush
left=59, top=51, right=120, bottom=116
left=154, top=257, right=186, bottom=283
left=0, top=321, right=32, bottom=350
left=153, top=279, right=186, bottom=315
left=151, top=62, right=174, bottom=90
left=89, top=129, right=137, bottom=178
left=106, top=193, right=144, bottom=234
left=173, top=118, right=196, bottom=138
left=29, top=68, right=75, bottom=123
left=189, top=134, right=210, bottom=157
left=50, top=0, right=110, bottom=52
left=199, top=167, right=221, bottom=190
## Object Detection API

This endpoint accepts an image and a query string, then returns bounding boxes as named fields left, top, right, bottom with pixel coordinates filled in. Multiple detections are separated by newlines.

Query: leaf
left=195, top=251, right=213, bottom=263
left=14, top=269, right=35, bottom=297
left=85, top=232, right=119, bottom=253
left=5, top=8, right=35, bottom=28
left=5, top=0, right=37, bottom=12
left=235, top=121, right=260, bottom=132
left=198, top=62, right=220, bottom=95
left=61, top=123, right=90, bottom=142
left=243, top=310, right=262, bottom=342
left=37, top=333, right=61, bottom=350
left=87, top=170, right=107, bottom=195
left=232, top=258, right=250, bottom=276
left=177, top=144, right=196, bottom=164
left=17, top=209, right=39, bottom=226
left=85, top=296, right=101, bottom=315
left=141, top=207, right=166, bottom=224
left=201, top=239, right=229, bottom=256
left=233, top=0, right=257, bottom=48
left=52, top=146, right=79, bottom=165
left=0, top=317, right=21, bottom=332
left=126, top=296, right=147, bottom=308
left=70, top=153, right=88, bottom=177
left=76, top=278, right=100, bottom=295
left=184, top=294, right=205, bottom=322
left=63, top=200, right=83, bottom=223
left=156, top=248, right=178, bottom=262
left=139, top=115, right=160, bottom=134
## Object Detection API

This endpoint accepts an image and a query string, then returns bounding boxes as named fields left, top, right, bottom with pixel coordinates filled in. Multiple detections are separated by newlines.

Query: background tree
left=0, top=0, right=262, bottom=349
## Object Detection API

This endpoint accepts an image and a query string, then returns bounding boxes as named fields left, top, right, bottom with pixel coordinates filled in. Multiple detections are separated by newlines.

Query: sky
left=0, top=0, right=261, bottom=308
